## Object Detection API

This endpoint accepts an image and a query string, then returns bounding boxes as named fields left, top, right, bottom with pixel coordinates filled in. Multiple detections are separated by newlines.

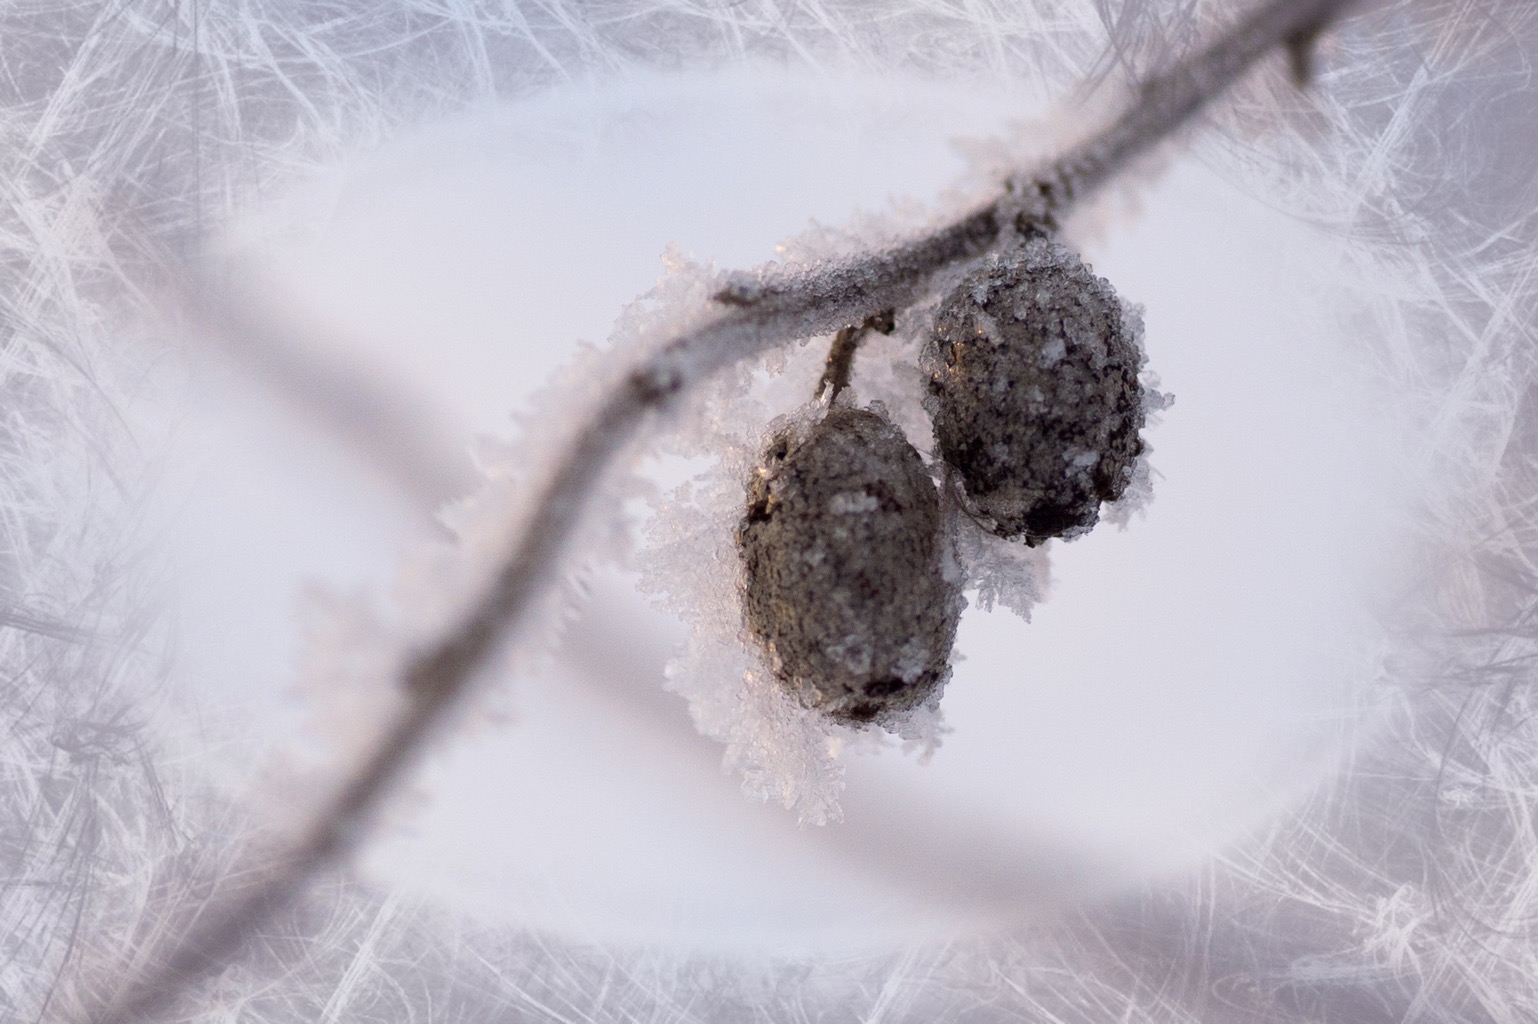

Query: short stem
left=816, top=309, right=895, bottom=403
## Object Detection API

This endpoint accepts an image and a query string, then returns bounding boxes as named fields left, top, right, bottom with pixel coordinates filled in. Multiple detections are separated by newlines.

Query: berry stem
left=815, top=309, right=895, bottom=403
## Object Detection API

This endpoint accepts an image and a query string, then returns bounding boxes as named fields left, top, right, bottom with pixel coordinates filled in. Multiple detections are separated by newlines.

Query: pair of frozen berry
left=736, top=236, right=1147, bottom=723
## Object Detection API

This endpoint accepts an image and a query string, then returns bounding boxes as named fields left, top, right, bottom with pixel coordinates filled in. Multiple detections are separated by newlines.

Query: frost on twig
left=85, top=0, right=1370, bottom=1018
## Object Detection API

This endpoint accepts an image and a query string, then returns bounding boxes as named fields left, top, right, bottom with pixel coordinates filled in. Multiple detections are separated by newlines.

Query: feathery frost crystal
left=737, top=405, right=963, bottom=724
left=928, top=238, right=1147, bottom=544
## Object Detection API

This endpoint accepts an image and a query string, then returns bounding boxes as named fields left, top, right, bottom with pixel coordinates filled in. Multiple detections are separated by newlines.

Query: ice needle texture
left=5, top=0, right=1538, bottom=1022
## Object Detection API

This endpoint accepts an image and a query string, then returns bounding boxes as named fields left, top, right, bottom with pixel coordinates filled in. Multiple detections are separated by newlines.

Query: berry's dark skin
left=928, top=238, right=1144, bottom=545
left=737, top=407, right=962, bottom=723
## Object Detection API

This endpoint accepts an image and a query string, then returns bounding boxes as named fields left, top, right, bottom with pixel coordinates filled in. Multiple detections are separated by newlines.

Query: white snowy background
left=3, top=0, right=1537, bottom=1020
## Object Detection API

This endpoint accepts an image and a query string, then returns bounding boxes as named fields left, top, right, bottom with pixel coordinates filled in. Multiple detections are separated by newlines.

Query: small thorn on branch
left=629, top=363, right=686, bottom=405
left=1287, top=24, right=1326, bottom=88
left=713, top=275, right=765, bottom=307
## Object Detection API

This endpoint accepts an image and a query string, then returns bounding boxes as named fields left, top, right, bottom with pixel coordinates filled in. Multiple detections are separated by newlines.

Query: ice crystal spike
left=928, top=237, right=1145, bottom=545
left=736, top=406, right=961, bottom=723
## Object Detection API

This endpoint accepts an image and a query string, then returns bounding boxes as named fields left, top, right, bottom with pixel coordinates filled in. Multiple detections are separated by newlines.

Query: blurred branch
left=87, top=0, right=1364, bottom=1018
left=170, top=269, right=480, bottom=514
left=0, top=603, right=95, bottom=643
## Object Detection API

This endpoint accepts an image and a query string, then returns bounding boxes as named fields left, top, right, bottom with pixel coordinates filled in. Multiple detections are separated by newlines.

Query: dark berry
left=736, top=407, right=961, bottom=723
left=928, top=238, right=1144, bottom=545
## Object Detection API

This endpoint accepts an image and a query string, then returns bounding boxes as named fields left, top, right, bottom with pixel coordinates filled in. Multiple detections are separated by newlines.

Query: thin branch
left=87, top=0, right=1365, bottom=1018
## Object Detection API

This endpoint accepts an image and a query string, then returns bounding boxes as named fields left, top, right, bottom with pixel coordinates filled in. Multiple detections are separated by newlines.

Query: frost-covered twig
left=88, top=0, right=1365, bottom=1018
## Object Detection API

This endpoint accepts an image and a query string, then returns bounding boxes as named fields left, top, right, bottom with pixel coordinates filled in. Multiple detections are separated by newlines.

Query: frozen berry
left=928, top=238, right=1144, bottom=545
left=736, top=406, right=961, bottom=724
